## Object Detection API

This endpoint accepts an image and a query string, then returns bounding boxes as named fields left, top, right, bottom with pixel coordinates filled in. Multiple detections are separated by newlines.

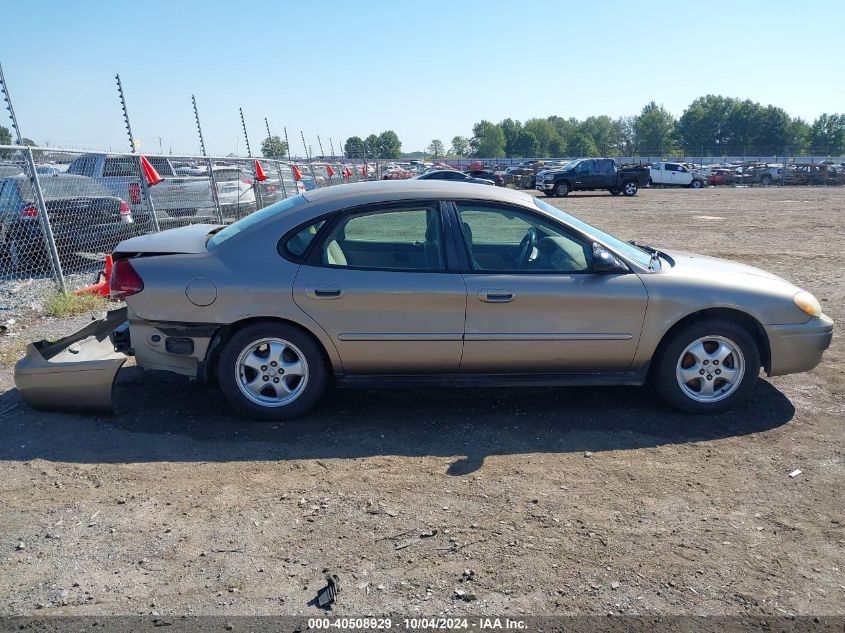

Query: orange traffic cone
left=140, top=155, right=162, bottom=186
left=254, top=160, right=267, bottom=182
left=75, top=254, right=113, bottom=297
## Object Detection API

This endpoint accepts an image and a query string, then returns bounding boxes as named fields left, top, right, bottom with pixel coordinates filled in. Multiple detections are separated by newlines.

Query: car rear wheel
left=691, top=179, right=703, bottom=189
left=555, top=182, right=570, bottom=197
left=653, top=320, right=760, bottom=414
left=622, top=181, right=639, bottom=196
left=218, top=322, right=328, bottom=421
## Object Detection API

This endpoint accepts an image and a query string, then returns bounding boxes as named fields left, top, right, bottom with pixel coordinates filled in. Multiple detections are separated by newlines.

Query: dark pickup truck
left=536, top=158, right=650, bottom=197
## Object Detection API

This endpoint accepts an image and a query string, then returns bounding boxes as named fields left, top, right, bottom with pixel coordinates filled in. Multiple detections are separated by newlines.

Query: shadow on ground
left=0, top=368, right=794, bottom=475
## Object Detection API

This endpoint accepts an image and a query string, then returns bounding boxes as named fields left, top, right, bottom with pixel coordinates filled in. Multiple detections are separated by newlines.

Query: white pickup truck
left=649, top=162, right=707, bottom=189
left=66, top=154, right=217, bottom=229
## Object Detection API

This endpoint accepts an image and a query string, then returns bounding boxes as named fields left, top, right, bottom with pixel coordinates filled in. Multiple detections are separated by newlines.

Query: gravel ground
left=0, top=186, right=842, bottom=617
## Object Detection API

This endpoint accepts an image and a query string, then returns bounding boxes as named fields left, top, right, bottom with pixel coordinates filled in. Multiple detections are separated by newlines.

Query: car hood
left=113, top=223, right=222, bottom=255
left=663, top=249, right=795, bottom=287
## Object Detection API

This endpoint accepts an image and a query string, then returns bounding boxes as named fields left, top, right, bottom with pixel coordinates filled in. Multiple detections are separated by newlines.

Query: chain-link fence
left=0, top=144, right=379, bottom=305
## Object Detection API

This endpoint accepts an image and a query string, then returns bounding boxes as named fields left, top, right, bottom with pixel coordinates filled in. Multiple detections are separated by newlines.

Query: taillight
left=110, top=259, right=144, bottom=299
left=19, top=205, right=38, bottom=218
left=128, top=182, right=141, bottom=204
left=241, top=178, right=253, bottom=186
left=119, top=200, right=131, bottom=215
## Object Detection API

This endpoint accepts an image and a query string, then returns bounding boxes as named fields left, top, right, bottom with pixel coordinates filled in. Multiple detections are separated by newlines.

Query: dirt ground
left=0, top=186, right=842, bottom=617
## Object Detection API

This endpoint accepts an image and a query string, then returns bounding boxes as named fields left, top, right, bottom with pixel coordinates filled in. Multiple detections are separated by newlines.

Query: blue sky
left=3, top=0, right=844, bottom=156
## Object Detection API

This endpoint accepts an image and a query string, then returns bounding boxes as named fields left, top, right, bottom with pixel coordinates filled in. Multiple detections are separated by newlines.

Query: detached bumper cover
left=14, top=308, right=128, bottom=413
left=765, top=314, right=834, bottom=377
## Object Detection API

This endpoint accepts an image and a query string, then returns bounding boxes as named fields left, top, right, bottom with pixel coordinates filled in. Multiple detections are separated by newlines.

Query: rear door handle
left=306, top=286, right=344, bottom=299
left=478, top=288, right=514, bottom=303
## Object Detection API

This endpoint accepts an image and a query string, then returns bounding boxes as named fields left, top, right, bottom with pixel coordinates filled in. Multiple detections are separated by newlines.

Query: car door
left=292, top=201, right=467, bottom=374
left=451, top=201, right=648, bottom=373
left=674, top=164, right=693, bottom=186
left=650, top=163, right=666, bottom=185
left=572, top=159, right=599, bottom=189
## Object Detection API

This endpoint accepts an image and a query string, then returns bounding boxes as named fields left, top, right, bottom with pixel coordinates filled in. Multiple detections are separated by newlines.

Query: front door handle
left=478, top=288, right=514, bottom=303
left=306, top=286, right=344, bottom=299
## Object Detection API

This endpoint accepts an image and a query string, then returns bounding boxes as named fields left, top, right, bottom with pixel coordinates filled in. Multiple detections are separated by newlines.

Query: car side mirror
left=592, top=243, right=628, bottom=273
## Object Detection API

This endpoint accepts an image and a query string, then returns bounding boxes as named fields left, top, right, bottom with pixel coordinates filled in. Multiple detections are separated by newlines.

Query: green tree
left=344, top=136, right=365, bottom=158
left=0, top=126, right=12, bottom=145
left=615, top=116, right=637, bottom=155
left=634, top=102, right=676, bottom=155
left=523, top=118, right=559, bottom=156
left=260, top=135, right=288, bottom=158
left=450, top=135, right=470, bottom=157
left=470, top=120, right=505, bottom=158
left=579, top=115, right=617, bottom=156
left=427, top=139, right=444, bottom=158
left=547, top=116, right=577, bottom=154
left=499, top=118, right=523, bottom=157
left=364, top=134, right=381, bottom=158
left=378, top=130, right=402, bottom=158
left=510, top=129, right=539, bottom=157
left=566, top=132, right=598, bottom=157
left=789, top=118, right=812, bottom=154
left=810, top=114, right=845, bottom=154
left=674, top=95, right=732, bottom=152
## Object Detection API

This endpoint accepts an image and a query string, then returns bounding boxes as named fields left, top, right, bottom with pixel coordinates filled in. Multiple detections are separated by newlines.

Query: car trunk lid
left=113, top=223, right=220, bottom=256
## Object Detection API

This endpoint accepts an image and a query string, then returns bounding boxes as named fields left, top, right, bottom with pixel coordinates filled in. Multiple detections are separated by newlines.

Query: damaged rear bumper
left=14, top=308, right=128, bottom=413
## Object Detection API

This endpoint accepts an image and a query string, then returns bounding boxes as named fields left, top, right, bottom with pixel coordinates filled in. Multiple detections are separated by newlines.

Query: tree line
left=431, top=97, right=845, bottom=159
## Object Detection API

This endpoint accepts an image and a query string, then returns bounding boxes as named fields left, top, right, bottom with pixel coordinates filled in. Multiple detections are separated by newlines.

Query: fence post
left=136, top=155, right=161, bottom=233
left=23, top=147, right=65, bottom=293
left=275, top=161, right=288, bottom=199
left=206, top=157, right=224, bottom=223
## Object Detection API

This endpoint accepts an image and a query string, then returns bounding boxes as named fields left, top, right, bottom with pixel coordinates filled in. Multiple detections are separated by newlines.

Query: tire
left=622, top=180, right=639, bottom=196
left=690, top=179, right=703, bottom=189
left=218, top=321, right=329, bottom=421
left=652, top=319, right=761, bottom=414
left=760, top=175, right=772, bottom=186
left=609, top=187, right=622, bottom=196
left=555, top=182, right=570, bottom=197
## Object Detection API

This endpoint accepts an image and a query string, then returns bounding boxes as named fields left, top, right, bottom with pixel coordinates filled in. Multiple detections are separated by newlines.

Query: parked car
left=707, top=168, right=737, bottom=186
left=15, top=181, right=832, bottom=420
left=415, top=170, right=495, bottom=185
left=66, top=153, right=217, bottom=229
left=0, top=174, right=139, bottom=270
left=210, top=167, right=256, bottom=217
left=649, top=162, right=707, bottom=188
left=465, top=169, right=504, bottom=186
left=537, top=158, right=651, bottom=197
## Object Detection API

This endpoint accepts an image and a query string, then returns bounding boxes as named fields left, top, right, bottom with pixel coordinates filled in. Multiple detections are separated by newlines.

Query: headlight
left=793, top=291, right=822, bottom=318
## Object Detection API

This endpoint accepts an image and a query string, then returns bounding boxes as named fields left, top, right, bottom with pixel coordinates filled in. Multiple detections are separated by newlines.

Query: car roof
left=299, top=179, right=535, bottom=208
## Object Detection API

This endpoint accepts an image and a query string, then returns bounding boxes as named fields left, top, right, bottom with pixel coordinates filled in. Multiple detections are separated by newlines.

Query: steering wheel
left=515, top=227, right=538, bottom=268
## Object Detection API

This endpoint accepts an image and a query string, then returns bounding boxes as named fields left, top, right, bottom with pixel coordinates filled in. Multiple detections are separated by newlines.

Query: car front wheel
left=555, top=182, right=570, bottom=197
left=609, top=187, right=622, bottom=196
left=653, top=320, right=760, bottom=414
left=218, top=322, right=328, bottom=420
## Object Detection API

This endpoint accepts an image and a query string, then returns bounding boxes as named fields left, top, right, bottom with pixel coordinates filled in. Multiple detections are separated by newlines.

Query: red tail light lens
left=241, top=178, right=253, bottom=186
left=119, top=200, right=131, bottom=215
left=19, top=205, right=38, bottom=218
left=128, top=182, right=141, bottom=204
left=110, top=259, right=144, bottom=299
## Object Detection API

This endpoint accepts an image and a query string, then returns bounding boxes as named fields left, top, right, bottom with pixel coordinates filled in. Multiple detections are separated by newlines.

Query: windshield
left=207, top=194, right=309, bottom=249
left=558, top=159, right=580, bottom=171
left=534, top=198, right=652, bottom=268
